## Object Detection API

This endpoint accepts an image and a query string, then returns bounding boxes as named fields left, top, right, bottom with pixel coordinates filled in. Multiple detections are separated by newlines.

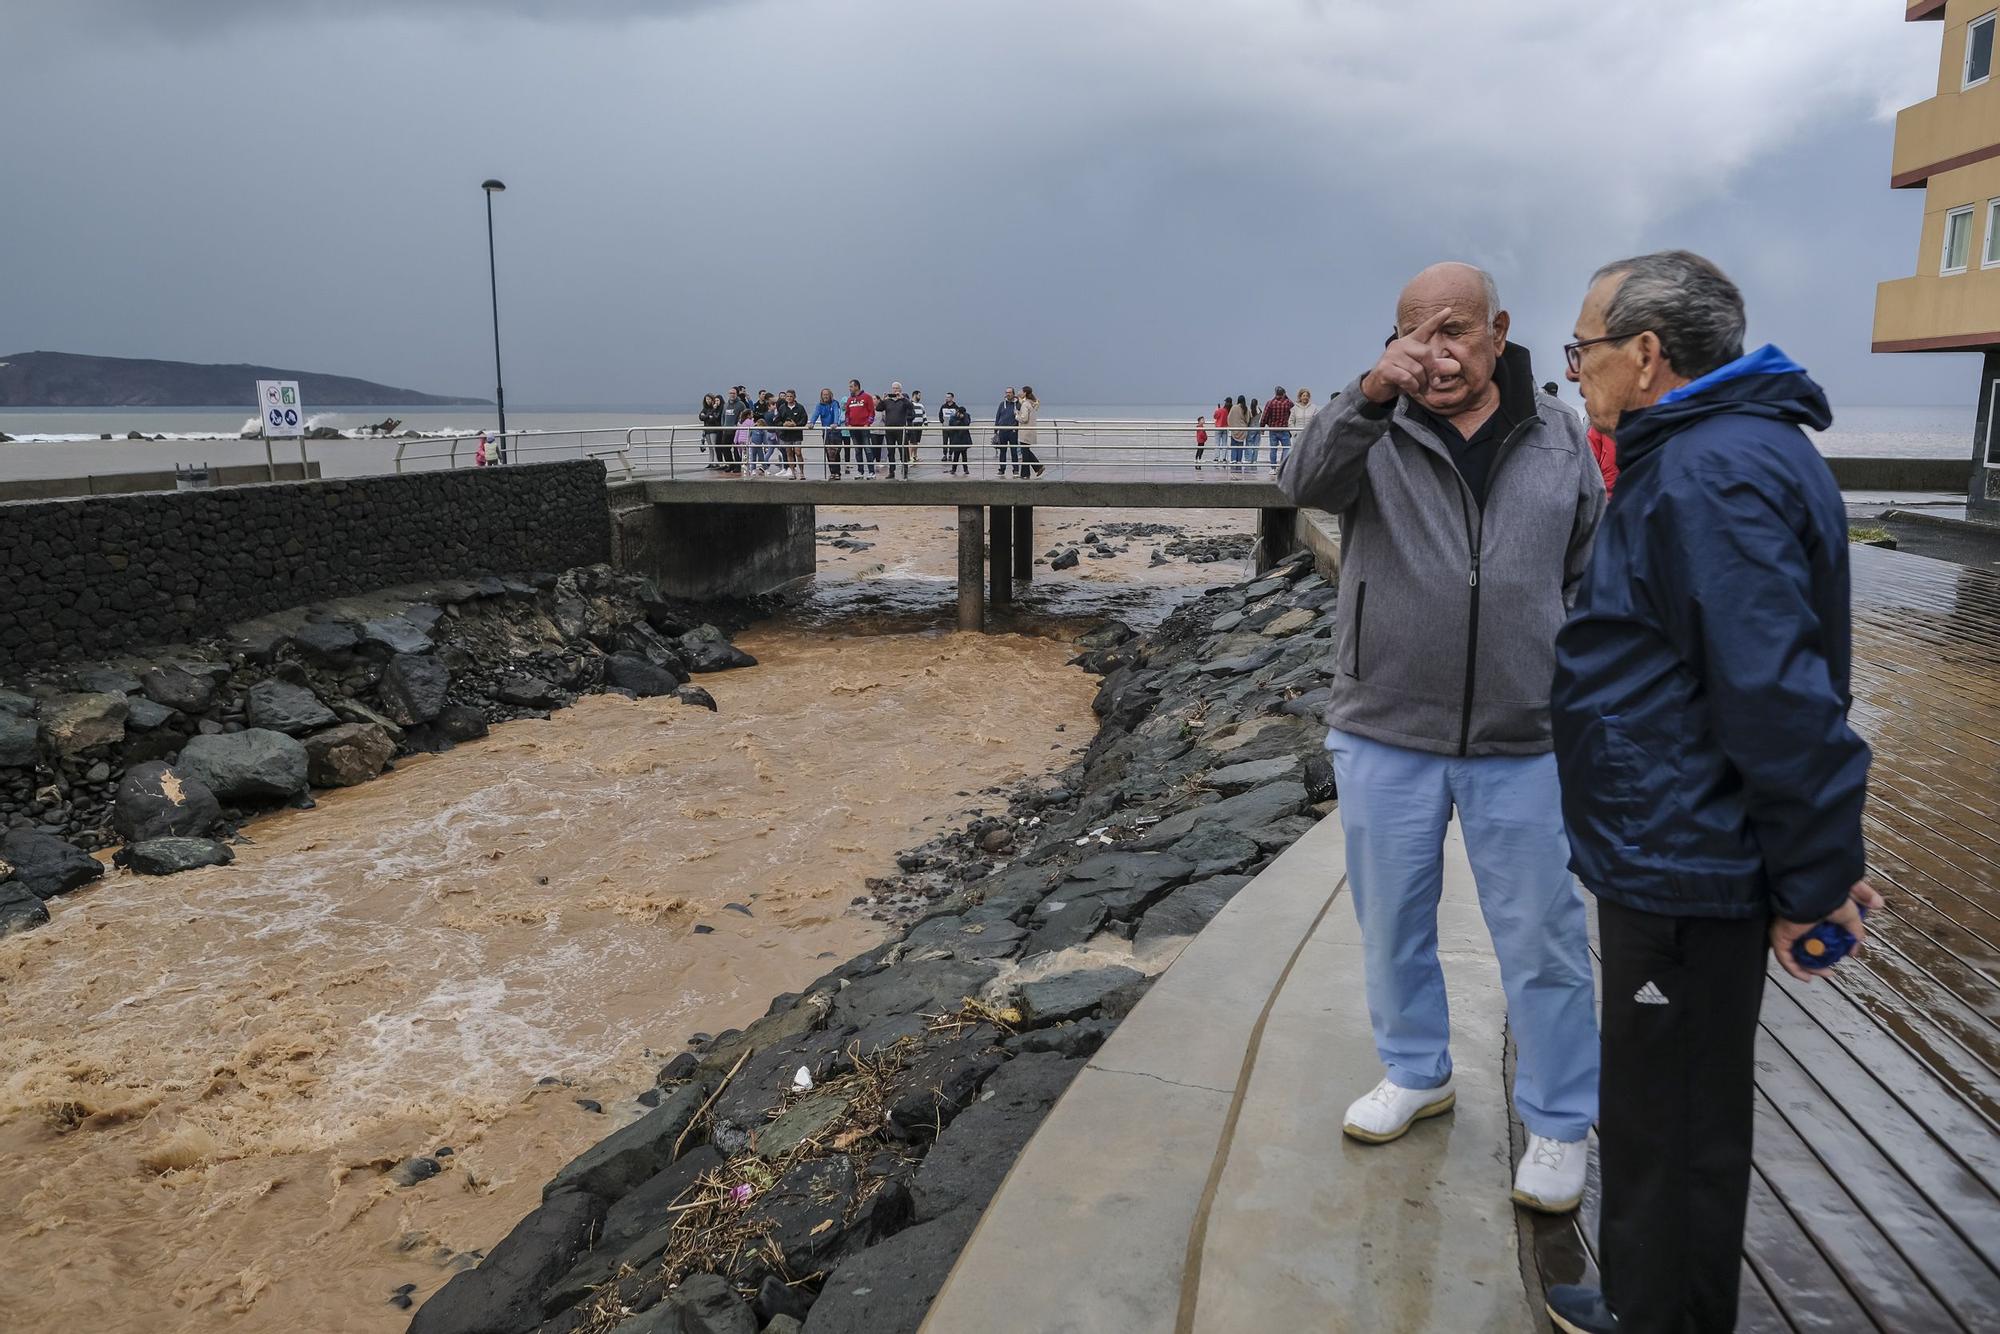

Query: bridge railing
left=393, top=427, right=652, bottom=476
left=396, top=419, right=1301, bottom=483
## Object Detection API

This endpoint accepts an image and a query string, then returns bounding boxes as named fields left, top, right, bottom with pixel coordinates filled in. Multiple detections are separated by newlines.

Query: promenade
left=925, top=542, right=2000, bottom=1333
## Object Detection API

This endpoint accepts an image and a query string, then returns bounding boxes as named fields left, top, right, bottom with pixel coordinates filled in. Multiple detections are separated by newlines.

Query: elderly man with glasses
left=1279, top=262, right=1606, bottom=1214
left=1544, top=251, right=1877, bottom=1334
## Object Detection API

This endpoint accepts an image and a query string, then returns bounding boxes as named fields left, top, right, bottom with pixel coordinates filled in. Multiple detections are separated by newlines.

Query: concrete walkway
left=921, top=816, right=1537, bottom=1334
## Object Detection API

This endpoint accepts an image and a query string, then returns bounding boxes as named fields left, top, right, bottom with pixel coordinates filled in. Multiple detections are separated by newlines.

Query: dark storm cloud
left=0, top=0, right=1969, bottom=406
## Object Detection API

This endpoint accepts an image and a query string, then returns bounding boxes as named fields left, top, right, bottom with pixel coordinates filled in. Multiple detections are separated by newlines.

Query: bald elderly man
left=1279, top=263, right=1605, bottom=1212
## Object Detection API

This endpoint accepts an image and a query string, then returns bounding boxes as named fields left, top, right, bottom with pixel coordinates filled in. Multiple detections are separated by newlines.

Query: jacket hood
left=1613, top=344, right=1831, bottom=473
left=1494, top=342, right=1540, bottom=427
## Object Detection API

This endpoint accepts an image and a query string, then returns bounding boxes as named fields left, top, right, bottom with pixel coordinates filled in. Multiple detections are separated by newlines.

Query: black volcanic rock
left=115, top=837, right=235, bottom=876
left=113, top=760, right=222, bottom=841
left=1, top=830, right=104, bottom=899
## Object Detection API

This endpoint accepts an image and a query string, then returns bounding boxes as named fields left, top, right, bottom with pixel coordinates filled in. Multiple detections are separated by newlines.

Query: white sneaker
left=1341, top=1076, right=1456, bottom=1144
left=1512, top=1133, right=1587, bottom=1213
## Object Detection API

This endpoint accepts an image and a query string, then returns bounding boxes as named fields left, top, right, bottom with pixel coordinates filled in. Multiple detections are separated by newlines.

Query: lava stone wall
left=0, top=461, right=610, bottom=674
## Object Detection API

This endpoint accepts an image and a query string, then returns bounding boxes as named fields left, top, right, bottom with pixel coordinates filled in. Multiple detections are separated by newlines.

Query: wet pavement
left=1531, top=542, right=2000, bottom=1330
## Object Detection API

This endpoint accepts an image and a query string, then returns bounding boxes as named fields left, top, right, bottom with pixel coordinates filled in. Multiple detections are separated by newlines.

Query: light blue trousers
left=1327, top=728, right=1599, bottom=1141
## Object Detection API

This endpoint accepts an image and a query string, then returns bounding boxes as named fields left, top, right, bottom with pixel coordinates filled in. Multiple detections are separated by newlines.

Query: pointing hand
left=1361, top=308, right=1454, bottom=405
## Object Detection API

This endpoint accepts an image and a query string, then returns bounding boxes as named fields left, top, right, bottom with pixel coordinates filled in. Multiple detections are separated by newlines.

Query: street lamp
left=481, top=178, right=508, bottom=462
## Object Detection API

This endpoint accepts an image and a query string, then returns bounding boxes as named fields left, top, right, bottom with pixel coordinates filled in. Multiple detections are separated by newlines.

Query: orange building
left=1873, top=0, right=2000, bottom=513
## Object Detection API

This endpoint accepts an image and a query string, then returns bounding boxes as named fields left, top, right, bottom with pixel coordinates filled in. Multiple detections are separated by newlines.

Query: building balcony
left=1873, top=268, right=2000, bottom=351
left=1891, top=80, right=2000, bottom=188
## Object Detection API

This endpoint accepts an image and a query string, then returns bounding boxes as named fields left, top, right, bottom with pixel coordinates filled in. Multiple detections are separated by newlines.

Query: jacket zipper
left=1352, top=581, right=1367, bottom=678
left=1457, top=497, right=1482, bottom=756
left=1453, top=418, right=1538, bottom=756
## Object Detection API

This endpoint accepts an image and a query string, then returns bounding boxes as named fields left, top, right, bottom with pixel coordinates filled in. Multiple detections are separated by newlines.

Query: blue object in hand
left=1792, top=904, right=1869, bottom=971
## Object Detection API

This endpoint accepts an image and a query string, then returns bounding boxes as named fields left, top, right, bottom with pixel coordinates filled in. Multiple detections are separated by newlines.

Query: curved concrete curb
left=920, top=817, right=1536, bottom=1333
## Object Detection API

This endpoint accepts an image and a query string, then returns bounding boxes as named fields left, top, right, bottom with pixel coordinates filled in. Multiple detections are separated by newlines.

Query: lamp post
left=481, top=178, right=508, bottom=462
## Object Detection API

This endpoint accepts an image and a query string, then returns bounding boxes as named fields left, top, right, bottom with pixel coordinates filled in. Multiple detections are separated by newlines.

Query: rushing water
left=0, top=505, right=1249, bottom=1334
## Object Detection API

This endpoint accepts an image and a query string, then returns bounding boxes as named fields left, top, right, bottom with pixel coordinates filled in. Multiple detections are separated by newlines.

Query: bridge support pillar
left=958, top=505, right=986, bottom=631
left=989, top=506, right=1013, bottom=609
left=1012, top=506, right=1033, bottom=580
left=1257, top=507, right=1299, bottom=573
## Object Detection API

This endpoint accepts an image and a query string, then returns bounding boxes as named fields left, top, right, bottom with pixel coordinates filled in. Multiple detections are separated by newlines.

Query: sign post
left=256, top=379, right=304, bottom=481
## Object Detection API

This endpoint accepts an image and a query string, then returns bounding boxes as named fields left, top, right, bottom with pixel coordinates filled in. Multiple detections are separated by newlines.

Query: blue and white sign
left=256, top=379, right=304, bottom=438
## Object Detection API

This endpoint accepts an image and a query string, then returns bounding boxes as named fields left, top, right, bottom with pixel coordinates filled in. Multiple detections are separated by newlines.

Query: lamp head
left=481, top=179, right=506, bottom=193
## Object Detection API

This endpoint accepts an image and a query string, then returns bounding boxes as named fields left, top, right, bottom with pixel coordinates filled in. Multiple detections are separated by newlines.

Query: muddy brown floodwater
left=0, top=504, right=1251, bottom=1334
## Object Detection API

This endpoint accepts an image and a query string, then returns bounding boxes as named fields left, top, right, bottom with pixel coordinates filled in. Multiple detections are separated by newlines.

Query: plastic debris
left=792, top=1066, right=814, bottom=1093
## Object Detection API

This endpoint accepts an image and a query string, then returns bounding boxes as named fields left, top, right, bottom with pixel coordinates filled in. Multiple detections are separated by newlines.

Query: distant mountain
left=0, top=351, right=491, bottom=408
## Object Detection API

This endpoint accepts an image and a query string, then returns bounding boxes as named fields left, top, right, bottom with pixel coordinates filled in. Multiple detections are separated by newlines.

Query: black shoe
left=1546, top=1286, right=1616, bottom=1334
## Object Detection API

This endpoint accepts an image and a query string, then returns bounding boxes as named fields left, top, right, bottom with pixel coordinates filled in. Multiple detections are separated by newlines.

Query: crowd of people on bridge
left=695, top=383, right=1047, bottom=479
left=1197, top=385, right=1320, bottom=474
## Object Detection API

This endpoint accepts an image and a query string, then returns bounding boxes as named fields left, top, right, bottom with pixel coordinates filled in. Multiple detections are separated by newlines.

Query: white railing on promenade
left=393, top=420, right=1299, bottom=484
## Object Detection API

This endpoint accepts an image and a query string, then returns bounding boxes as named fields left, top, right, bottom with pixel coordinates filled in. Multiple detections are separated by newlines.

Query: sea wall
left=1824, top=455, right=1974, bottom=493
left=0, top=461, right=610, bottom=674
left=0, top=460, right=323, bottom=504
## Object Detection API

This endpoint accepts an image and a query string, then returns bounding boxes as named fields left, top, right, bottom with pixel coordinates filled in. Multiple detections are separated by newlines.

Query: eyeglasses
left=1564, top=332, right=1639, bottom=373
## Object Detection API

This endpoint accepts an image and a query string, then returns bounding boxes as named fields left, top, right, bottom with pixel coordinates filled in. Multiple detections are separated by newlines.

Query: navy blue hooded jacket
left=1551, top=345, right=1870, bottom=922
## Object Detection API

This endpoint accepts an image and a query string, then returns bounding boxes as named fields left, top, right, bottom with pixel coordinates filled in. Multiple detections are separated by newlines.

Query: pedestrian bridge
left=396, top=423, right=1304, bottom=629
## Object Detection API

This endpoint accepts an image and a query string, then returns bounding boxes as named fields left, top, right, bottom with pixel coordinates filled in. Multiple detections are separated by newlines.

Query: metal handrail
left=392, top=419, right=1297, bottom=483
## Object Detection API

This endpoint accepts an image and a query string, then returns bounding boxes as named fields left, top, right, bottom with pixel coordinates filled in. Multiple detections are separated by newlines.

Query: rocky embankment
left=0, top=565, right=759, bottom=935
left=408, top=550, right=1340, bottom=1334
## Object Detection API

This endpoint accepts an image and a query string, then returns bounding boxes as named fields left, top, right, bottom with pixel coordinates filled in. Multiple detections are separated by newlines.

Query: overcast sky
left=3, top=0, right=1973, bottom=407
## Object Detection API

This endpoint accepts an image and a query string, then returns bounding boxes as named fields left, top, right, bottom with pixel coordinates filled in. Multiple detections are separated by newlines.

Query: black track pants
left=1596, top=897, right=1768, bottom=1334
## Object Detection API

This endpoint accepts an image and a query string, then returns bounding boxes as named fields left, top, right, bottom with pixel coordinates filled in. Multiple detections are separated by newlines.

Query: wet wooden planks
left=1527, top=546, right=2000, bottom=1330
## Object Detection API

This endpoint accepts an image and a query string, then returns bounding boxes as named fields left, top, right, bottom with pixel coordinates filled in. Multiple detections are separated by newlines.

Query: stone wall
left=0, top=462, right=610, bottom=674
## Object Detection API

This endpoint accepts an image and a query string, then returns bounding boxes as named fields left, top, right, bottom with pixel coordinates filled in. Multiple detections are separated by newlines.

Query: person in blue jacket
left=809, top=388, right=843, bottom=478
left=1546, top=250, right=1880, bottom=1334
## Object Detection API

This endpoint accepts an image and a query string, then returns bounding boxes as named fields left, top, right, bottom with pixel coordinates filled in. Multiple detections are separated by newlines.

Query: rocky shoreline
left=0, top=565, right=762, bottom=936
left=407, top=549, right=1340, bottom=1334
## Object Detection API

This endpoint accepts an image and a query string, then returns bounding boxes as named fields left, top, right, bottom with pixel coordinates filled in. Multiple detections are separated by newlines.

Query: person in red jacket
left=1587, top=425, right=1619, bottom=495
left=1262, top=385, right=1295, bottom=469
left=843, top=379, right=878, bottom=478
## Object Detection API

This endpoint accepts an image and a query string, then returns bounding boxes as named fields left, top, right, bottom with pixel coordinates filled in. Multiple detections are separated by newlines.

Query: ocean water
left=0, top=401, right=1975, bottom=483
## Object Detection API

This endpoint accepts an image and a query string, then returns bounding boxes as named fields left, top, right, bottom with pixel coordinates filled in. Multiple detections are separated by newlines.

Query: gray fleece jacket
left=1278, top=346, right=1604, bottom=757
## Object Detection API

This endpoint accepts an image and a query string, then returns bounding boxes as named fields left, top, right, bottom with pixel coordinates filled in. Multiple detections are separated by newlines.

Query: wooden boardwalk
left=1530, top=543, right=2000, bottom=1331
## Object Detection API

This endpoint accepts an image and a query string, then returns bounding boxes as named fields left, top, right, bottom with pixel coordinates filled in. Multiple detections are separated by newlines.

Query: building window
left=1944, top=205, right=1976, bottom=273
left=1988, top=199, right=2000, bottom=268
left=1969, top=11, right=1996, bottom=89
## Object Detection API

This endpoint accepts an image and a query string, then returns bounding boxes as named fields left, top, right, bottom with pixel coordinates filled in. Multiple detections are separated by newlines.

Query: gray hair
left=1591, top=250, right=1745, bottom=378
left=1473, top=267, right=1501, bottom=323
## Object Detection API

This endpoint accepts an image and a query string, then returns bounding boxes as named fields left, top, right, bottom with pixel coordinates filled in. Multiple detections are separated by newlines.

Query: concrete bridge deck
left=922, top=542, right=2000, bottom=1333
left=635, top=476, right=1289, bottom=508
left=613, top=475, right=1302, bottom=630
